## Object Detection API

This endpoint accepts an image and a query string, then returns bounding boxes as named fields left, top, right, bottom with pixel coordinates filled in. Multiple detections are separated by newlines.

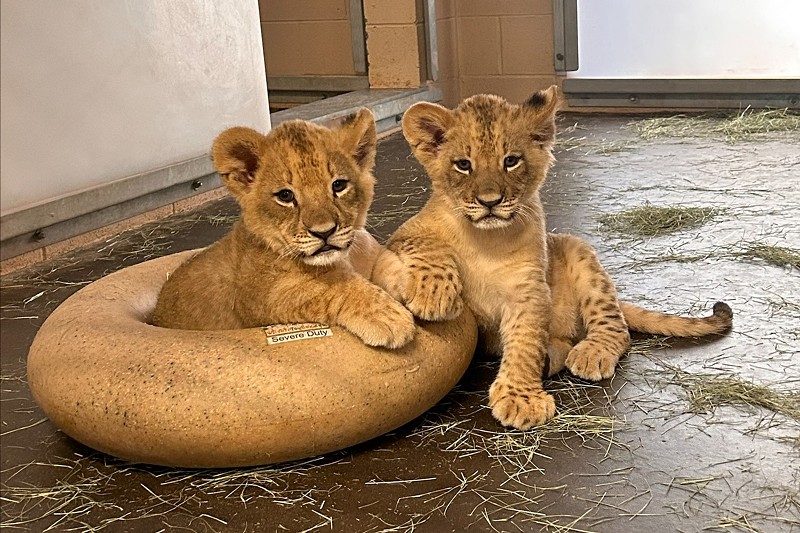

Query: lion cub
left=373, top=87, right=732, bottom=430
left=151, top=110, right=415, bottom=349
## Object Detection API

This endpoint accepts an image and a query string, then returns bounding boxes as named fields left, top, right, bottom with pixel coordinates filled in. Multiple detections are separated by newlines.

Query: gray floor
left=2, top=113, right=798, bottom=532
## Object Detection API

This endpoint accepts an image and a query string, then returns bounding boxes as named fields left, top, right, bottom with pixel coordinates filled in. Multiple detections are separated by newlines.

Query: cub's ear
left=522, top=85, right=561, bottom=147
left=523, top=84, right=561, bottom=115
left=338, top=108, right=377, bottom=172
left=402, top=102, right=454, bottom=164
left=211, top=127, right=266, bottom=197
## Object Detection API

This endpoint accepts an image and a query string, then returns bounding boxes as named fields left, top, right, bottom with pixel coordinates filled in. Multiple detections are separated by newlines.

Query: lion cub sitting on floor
left=151, top=110, right=415, bottom=349
left=373, top=87, right=732, bottom=430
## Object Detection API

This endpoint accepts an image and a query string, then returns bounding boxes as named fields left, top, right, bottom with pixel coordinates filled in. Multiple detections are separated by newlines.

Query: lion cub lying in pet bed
left=372, top=86, right=733, bottom=430
left=152, top=110, right=415, bottom=349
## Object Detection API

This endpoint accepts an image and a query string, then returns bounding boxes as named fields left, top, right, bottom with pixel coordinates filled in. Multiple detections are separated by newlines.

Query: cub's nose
left=308, top=225, right=336, bottom=241
left=477, top=195, right=503, bottom=208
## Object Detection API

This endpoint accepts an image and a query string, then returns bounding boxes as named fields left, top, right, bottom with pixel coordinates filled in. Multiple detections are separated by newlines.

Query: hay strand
left=631, top=108, right=800, bottom=143
left=669, top=371, right=800, bottom=420
left=599, top=204, right=721, bottom=238
left=732, top=243, right=800, bottom=270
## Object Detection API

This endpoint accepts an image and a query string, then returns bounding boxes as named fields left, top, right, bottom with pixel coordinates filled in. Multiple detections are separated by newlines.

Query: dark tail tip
left=712, top=301, right=734, bottom=325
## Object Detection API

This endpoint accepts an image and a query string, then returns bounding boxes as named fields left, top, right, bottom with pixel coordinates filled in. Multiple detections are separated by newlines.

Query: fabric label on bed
left=263, top=323, right=333, bottom=345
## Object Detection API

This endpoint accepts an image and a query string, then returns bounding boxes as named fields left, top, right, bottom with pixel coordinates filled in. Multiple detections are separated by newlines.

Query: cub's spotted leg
left=488, top=276, right=555, bottom=430
left=545, top=336, right=573, bottom=378
left=373, top=237, right=463, bottom=321
left=545, top=250, right=581, bottom=378
left=557, top=235, right=630, bottom=381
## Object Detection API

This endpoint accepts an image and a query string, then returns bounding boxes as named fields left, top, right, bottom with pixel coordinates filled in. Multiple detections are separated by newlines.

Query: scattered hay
left=163, top=455, right=345, bottom=503
left=599, top=204, right=722, bottom=238
left=372, top=467, right=601, bottom=533
left=412, top=376, right=621, bottom=482
left=664, top=369, right=800, bottom=421
left=619, top=241, right=800, bottom=271
left=367, top=205, right=422, bottom=231
left=94, top=224, right=185, bottom=263
left=624, top=340, right=800, bottom=445
left=732, top=242, right=800, bottom=270
left=707, top=514, right=762, bottom=532
left=556, top=135, right=587, bottom=152
left=763, top=297, right=800, bottom=319
left=585, top=139, right=637, bottom=155
left=631, top=108, right=800, bottom=143
left=622, top=252, right=716, bottom=269
left=715, top=107, right=800, bottom=141
left=1, top=476, right=122, bottom=532
left=627, top=336, right=674, bottom=358
left=555, top=132, right=636, bottom=155
left=0, top=454, right=341, bottom=532
left=202, top=213, right=239, bottom=226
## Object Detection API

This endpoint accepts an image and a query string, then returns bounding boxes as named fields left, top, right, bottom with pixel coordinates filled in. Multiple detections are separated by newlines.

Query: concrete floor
left=2, top=114, right=798, bottom=532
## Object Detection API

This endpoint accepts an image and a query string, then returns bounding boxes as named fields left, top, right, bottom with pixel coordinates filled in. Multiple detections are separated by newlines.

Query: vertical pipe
left=423, top=0, right=439, bottom=81
left=349, top=0, right=368, bottom=75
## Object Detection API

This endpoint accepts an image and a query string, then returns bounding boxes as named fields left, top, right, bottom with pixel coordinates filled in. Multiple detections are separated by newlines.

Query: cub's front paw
left=344, top=297, right=416, bottom=349
left=565, top=339, right=620, bottom=381
left=488, top=380, right=555, bottom=430
left=405, top=271, right=463, bottom=321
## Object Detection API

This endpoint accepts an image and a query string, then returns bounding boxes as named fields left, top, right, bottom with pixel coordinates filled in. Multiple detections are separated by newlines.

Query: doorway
left=554, top=0, right=800, bottom=108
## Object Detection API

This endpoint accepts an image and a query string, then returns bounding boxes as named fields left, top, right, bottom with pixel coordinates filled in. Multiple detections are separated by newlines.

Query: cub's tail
left=620, top=301, right=733, bottom=337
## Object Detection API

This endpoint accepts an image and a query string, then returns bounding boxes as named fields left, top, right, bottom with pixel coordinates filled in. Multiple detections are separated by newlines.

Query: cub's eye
left=453, top=159, right=472, bottom=173
left=275, top=189, right=295, bottom=204
left=503, top=155, right=522, bottom=170
left=332, top=179, right=349, bottom=194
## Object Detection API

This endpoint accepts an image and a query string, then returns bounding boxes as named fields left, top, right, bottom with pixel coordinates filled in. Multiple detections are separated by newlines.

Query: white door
left=556, top=0, right=800, bottom=107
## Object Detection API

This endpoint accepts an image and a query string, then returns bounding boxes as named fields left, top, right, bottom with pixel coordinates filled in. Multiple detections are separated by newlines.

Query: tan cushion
left=27, top=250, right=477, bottom=468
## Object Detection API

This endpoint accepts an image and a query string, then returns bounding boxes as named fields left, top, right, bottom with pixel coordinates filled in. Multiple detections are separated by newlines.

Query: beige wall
left=363, top=0, right=427, bottom=88
left=257, top=0, right=556, bottom=102
left=258, top=0, right=357, bottom=76
left=434, top=0, right=556, bottom=106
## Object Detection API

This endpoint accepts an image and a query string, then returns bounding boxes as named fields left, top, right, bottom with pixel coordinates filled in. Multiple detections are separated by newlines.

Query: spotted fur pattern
left=546, top=233, right=632, bottom=380
left=374, top=88, right=562, bottom=429
left=374, top=88, right=733, bottom=429
left=152, top=110, right=415, bottom=348
left=546, top=232, right=733, bottom=379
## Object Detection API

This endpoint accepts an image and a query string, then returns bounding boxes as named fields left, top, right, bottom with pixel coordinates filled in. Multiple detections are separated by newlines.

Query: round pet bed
left=27, top=250, right=477, bottom=468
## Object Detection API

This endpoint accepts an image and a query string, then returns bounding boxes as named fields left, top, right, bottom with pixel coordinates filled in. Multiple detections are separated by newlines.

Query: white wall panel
left=0, top=1, right=269, bottom=214
left=572, top=0, right=800, bottom=78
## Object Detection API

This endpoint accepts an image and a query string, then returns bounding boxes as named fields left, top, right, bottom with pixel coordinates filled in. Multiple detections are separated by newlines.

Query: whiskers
left=293, top=234, right=320, bottom=258
left=513, top=203, right=537, bottom=225
left=329, top=225, right=355, bottom=250
left=289, top=225, right=355, bottom=266
left=461, top=201, right=486, bottom=221
left=347, top=232, right=367, bottom=257
left=449, top=202, right=470, bottom=220
left=491, top=198, right=518, bottom=220
left=276, top=245, right=302, bottom=261
left=459, top=197, right=523, bottom=230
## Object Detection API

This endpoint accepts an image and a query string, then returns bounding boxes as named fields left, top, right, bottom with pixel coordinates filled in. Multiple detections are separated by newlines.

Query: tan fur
left=374, top=88, right=562, bottom=430
left=545, top=233, right=732, bottom=379
left=151, top=110, right=415, bottom=349
left=373, top=87, right=733, bottom=430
